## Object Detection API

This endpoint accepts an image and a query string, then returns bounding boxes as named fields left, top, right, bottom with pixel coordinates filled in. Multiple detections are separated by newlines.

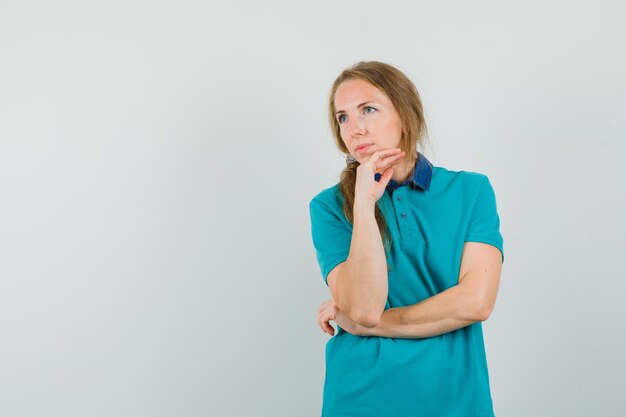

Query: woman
left=309, top=61, right=504, bottom=416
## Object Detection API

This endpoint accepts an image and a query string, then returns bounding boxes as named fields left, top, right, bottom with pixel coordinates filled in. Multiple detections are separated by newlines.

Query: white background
left=1, top=1, right=624, bottom=416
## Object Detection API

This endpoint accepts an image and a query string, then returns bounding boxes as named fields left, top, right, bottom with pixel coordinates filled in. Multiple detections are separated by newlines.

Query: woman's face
left=334, top=78, right=403, bottom=162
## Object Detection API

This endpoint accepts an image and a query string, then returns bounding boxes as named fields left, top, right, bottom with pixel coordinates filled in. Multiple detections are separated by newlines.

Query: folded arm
left=357, top=242, right=502, bottom=338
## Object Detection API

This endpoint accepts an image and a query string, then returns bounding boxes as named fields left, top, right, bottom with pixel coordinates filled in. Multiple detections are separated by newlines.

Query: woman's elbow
left=475, top=300, right=495, bottom=322
left=353, top=309, right=382, bottom=328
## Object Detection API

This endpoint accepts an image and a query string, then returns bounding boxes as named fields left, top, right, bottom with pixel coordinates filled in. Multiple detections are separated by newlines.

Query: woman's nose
left=347, top=115, right=366, bottom=135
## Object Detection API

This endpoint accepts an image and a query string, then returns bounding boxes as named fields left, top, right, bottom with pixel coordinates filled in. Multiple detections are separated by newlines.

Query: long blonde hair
left=327, top=61, right=430, bottom=253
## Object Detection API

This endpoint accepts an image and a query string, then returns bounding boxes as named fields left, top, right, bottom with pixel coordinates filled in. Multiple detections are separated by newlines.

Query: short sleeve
left=309, top=197, right=353, bottom=286
left=464, top=176, right=505, bottom=263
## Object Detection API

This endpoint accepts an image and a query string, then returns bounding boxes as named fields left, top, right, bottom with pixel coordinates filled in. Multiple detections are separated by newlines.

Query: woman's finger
left=373, top=153, right=405, bottom=174
left=317, top=303, right=337, bottom=334
left=324, top=320, right=335, bottom=334
left=317, top=298, right=332, bottom=313
left=365, top=148, right=404, bottom=170
left=376, top=167, right=395, bottom=187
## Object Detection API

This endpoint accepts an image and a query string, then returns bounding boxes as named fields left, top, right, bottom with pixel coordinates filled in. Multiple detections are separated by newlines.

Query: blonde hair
left=327, top=61, right=429, bottom=254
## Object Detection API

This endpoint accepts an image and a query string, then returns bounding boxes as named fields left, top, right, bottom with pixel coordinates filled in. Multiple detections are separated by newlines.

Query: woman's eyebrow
left=335, top=101, right=376, bottom=115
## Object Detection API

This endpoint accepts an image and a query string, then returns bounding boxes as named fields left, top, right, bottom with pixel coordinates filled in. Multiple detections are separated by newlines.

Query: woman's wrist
left=354, top=196, right=376, bottom=212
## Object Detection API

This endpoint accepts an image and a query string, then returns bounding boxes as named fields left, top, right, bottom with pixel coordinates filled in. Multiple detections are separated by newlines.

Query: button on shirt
left=309, top=152, right=504, bottom=417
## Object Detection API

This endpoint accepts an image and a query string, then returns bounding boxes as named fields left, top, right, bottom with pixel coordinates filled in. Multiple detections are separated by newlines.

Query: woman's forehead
left=334, top=80, right=389, bottom=110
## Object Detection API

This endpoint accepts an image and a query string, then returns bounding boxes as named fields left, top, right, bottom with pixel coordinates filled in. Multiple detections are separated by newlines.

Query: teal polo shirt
left=309, top=152, right=504, bottom=417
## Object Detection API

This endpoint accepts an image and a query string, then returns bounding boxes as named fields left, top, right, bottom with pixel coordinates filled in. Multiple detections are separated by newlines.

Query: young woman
left=309, top=61, right=504, bottom=416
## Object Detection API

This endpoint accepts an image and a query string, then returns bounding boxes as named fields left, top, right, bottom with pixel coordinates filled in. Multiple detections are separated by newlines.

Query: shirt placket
left=389, top=186, right=420, bottom=247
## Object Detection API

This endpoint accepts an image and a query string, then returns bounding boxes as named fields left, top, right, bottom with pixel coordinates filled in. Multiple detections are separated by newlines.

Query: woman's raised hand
left=355, top=148, right=406, bottom=203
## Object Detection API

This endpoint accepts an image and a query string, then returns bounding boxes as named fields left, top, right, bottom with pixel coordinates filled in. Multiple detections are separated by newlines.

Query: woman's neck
left=390, top=155, right=417, bottom=183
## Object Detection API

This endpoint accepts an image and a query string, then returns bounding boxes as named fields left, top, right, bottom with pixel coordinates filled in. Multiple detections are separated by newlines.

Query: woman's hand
left=317, top=298, right=362, bottom=336
left=354, top=148, right=406, bottom=203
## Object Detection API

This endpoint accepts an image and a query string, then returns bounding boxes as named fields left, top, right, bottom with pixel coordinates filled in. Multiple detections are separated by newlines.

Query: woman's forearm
left=357, top=282, right=484, bottom=338
left=337, top=197, right=388, bottom=328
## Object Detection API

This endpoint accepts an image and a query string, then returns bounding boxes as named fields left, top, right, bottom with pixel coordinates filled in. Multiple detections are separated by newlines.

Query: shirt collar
left=374, top=151, right=433, bottom=192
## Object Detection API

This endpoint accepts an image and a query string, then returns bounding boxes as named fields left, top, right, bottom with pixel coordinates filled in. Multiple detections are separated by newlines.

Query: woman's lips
left=356, top=144, right=373, bottom=154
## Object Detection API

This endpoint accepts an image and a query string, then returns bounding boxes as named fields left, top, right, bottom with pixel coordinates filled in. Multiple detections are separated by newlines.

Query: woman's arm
left=356, top=283, right=480, bottom=338
left=333, top=197, right=389, bottom=328
left=357, top=242, right=502, bottom=338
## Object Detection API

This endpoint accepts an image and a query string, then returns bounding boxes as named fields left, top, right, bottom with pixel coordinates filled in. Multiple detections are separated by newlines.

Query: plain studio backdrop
left=1, top=1, right=624, bottom=416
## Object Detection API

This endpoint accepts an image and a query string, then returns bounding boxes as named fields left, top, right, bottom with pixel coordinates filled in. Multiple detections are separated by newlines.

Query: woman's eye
left=338, top=107, right=375, bottom=124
